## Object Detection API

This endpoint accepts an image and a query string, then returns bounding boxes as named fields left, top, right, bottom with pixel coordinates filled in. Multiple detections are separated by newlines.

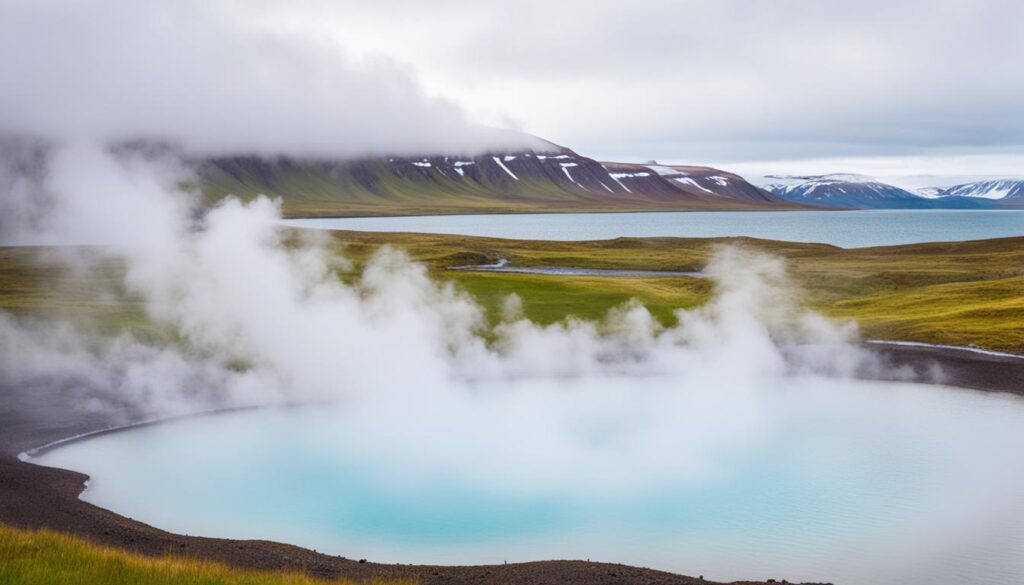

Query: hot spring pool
left=34, top=377, right=1024, bottom=585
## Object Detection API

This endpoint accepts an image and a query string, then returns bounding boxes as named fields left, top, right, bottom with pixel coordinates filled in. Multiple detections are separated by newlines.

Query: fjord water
left=36, top=377, right=1024, bottom=585
left=283, top=209, right=1024, bottom=248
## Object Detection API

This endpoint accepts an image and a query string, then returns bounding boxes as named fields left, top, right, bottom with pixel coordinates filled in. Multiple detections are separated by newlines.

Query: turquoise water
left=282, top=209, right=1024, bottom=247
left=34, top=377, right=1024, bottom=584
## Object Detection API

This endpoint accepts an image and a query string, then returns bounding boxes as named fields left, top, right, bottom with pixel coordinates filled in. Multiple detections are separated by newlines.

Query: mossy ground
left=2, top=233, right=1021, bottom=353
left=334, top=232, right=1024, bottom=352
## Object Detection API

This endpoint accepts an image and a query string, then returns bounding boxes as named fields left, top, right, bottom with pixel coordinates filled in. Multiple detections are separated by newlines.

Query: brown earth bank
left=2, top=345, right=1023, bottom=585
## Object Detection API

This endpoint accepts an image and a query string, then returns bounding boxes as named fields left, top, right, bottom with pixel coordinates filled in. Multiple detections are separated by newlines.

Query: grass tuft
left=0, top=524, right=414, bottom=585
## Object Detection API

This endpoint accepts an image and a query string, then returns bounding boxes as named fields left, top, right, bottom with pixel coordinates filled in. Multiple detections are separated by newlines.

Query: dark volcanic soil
left=3, top=344, right=1022, bottom=585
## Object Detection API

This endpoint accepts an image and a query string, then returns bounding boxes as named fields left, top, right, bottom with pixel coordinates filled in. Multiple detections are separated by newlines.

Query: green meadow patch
left=330, top=232, right=1024, bottom=353
left=2, top=233, right=1022, bottom=353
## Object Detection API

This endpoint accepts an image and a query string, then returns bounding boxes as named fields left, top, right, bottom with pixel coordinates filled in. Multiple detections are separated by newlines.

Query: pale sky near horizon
left=3, top=0, right=1023, bottom=186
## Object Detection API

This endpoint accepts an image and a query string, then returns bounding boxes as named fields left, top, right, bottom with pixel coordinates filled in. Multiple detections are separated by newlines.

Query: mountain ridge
left=762, top=174, right=937, bottom=209
left=931, top=179, right=1024, bottom=204
left=761, top=174, right=1015, bottom=209
left=197, top=145, right=808, bottom=217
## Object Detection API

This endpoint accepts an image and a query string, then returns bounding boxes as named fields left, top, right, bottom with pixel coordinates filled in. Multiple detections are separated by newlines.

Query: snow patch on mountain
left=675, top=177, right=715, bottom=194
left=493, top=156, right=519, bottom=180
left=915, top=186, right=945, bottom=199
left=559, top=162, right=587, bottom=190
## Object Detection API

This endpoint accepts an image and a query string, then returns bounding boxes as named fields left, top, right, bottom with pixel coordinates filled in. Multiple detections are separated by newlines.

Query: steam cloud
left=12, top=144, right=1019, bottom=585
left=0, top=143, right=892, bottom=430
left=0, top=0, right=895, bottom=441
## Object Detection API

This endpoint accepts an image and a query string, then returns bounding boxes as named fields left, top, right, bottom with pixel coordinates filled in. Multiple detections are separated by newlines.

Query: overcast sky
left=3, top=0, right=1022, bottom=183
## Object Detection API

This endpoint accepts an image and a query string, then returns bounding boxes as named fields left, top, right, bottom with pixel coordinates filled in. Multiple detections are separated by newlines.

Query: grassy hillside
left=3, top=235, right=1022, bottom=353
left=0, top=524, right=413, bottom=585
left=196, top=154, right=806, bottom=218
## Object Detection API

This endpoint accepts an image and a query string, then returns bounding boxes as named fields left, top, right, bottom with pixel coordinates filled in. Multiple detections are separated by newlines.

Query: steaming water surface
left=282, top=209, right=1024, bottom=247
left=35, top=376, right=1024, bottom=585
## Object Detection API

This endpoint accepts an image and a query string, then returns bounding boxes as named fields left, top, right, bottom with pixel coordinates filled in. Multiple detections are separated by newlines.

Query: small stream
left=449, top=258, right=704, bottom=277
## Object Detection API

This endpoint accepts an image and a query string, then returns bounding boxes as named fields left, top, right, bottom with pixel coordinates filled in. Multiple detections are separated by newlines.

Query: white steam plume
left=0, top=143, right=893, bottom=425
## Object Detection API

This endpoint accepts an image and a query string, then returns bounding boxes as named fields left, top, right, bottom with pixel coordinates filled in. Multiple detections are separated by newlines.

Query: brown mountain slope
left=197, top=144, right=809, bottom=217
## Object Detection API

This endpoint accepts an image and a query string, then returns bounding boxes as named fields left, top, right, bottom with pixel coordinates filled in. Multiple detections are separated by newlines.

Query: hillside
left=196, top=147, right=806, bottom=217
left=602, top=162, right=784, bottom=204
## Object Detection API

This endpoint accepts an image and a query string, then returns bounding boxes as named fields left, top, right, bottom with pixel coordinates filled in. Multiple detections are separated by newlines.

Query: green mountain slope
left=197, top=145, right=803, bottom=217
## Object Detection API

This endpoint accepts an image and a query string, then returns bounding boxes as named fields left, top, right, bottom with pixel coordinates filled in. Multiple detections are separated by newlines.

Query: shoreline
left=1, top=344, right=1021, bottom=585
left=15, top=405, right=268, bottom=461
left=280, top=210, right=1024, bottom=251
left=279, top=204, right=827, bottom=221
left=280, top=205, right=1024, bottom=221
left=866, top=339, right=1024, bottom=360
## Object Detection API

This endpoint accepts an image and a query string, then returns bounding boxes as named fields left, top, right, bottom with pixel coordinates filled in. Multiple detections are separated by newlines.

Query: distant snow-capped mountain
left=935, top=179, right=1024, bottom=201
left=761, top=174, right=936, bottom=209
left=761, top=174, right=1009, bottom=209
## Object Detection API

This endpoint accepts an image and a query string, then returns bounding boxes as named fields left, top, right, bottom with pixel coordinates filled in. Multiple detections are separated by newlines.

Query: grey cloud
left=0, top=0, right=541, bottom=158
left=249, top=0, right=1024, bottom=162
left=3, top=0, right=1022, bottom=164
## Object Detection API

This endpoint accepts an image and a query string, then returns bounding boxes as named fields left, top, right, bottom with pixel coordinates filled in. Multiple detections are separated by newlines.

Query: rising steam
left=15, top=144, right=1024, bottom=585
left=0, top=143, right=890, bottom=432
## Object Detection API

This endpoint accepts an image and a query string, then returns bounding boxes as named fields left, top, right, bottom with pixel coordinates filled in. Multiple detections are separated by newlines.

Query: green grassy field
left=327, top=232, right=1024, bottom=352
left=0, top=249, right=172, bottom=343
left=2, top=233, right=1022, bottom=353
left=0, top=524, right=412, bottom=585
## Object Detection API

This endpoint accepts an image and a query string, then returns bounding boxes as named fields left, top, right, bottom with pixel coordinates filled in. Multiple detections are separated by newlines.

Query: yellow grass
left=0, top=524, right=414, bottom=585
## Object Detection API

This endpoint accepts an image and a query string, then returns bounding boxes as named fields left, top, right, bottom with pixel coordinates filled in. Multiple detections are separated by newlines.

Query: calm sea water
left=282, top=210, right=1024, bottom=248
left=35, top=377, right=1024, bottom=585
